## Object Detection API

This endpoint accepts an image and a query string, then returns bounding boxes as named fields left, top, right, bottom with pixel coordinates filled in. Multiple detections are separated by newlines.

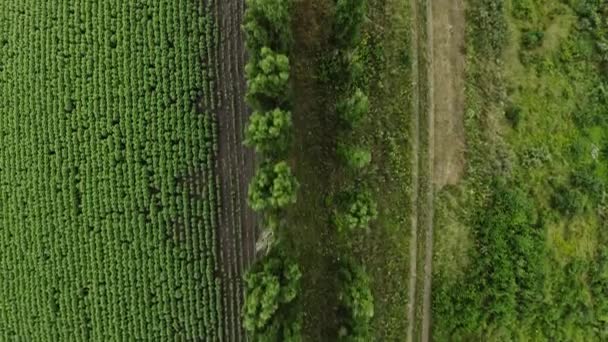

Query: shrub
left=244, top=108, right=293, bottom=155
left=505, top=105, right=522, bottom=128
left=469, top=0, right=507, bottom=57
left=333, top=0, right=366, bottom=48
left=244, top=0, right=292, bottom=53
left=337, top=143, right=372, bottom=169
left=521, top=30, right=544, bottom=49
left=433, top=181, right=545, bottom=336
left=246, top=47, right=290, bottom=111
left=337, top=259, right=374, bottom=341
left=334, top=189, right=378, bottom=233
left=337, top=88, right=369, bottom=127
left=551, top=185, right=586, bottom=217
left=248, top=161, right=299, bottom=212
left=243, top=249, right=302, bottom=341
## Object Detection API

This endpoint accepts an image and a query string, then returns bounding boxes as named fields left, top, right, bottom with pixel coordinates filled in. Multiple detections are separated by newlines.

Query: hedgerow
left=242, top=0, right=302, bottom=339
left=329, top=0, right=375, bottom=338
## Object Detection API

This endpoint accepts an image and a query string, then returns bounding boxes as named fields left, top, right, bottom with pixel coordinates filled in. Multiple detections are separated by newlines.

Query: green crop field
left=0, top=1, right=223, bottom=339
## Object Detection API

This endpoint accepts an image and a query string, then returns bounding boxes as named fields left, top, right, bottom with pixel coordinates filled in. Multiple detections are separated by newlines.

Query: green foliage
left=433, top=181, right=545, bottom=338
left=334, top=189, right=378, bottom=233
left=337, top=88, right=369, bottom=127
left=333, top=0, right=366, bottom=48
left=468, top=0, right=507, bottom=57
left=249, top=161, right=299, bottom=212
left=505, top=105, right=522, bottom=128
left=243, top=249, right=302, bottom=341
left=521, top=29, right=544, bottom=49
left=336, top=259, right=374, bottom=341
left=512, top=0, right=534, bottom=20
left=246, top=47, right=291, bottom=111
left=0, top=1, right=224, bottom=339
left=551, top=185, right=586, bottom=217
left=244, top=0, right=292, bottom=53
left=337, top=143, right=372, bottom=169
left=245, top=108, right=293, bottom=155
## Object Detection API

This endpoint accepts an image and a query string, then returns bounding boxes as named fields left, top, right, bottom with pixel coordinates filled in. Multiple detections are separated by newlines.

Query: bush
left=245, top=108, right=293, bottom=155
left=433, top=181, right=545, bottom=336
left=244, top=0, right=292, bottom=53
left=246, top=47, right=290, bottom=111
left=505, top=105, right=522, bottom=128
left=248, top=161, right=299, bottom=212
left=243, top=249, right=302, bottom=341
left=551, top=185, right=586, bottom=217
left=333, top=0, right=366, bottom=48
left=337, top=88, right=369, bottom=127
left=337, top=143, right=372, bottom=169
left=521, top=30, right=544, bottom=49
left=468, top=0, right=507, bottom=57
left=336, top=259, right=374, bottom=341
left=334, top=189, right=378, bottom=233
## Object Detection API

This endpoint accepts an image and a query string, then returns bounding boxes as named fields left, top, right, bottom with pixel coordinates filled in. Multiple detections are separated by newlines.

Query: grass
left=285, top=0, right=412, bottom=339
left=432, top=0, right=608, bottom=340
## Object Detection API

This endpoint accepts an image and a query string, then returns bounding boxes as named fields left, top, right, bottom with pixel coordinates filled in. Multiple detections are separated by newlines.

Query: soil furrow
left=215, top=0, right=256, bottom=340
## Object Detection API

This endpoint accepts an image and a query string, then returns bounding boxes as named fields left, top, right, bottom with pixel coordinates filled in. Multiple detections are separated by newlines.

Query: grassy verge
left=432, top=0, right=608, bottom=340
left=285, top=0, right=412, bottom=339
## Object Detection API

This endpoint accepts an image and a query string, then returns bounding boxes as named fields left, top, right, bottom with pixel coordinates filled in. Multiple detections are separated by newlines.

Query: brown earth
left=431, top=0, right=466, bottom=189
left=214, top=0, right=257, bottom=341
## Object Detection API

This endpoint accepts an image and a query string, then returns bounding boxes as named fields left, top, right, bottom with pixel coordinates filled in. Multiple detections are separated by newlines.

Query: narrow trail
left=407, top=0, right=434, bottom=340
left=215, top=0, right=257, bottom=340
left=406, top=0, right=421, bottom=338
left=407, top=0, right=465, bottom=339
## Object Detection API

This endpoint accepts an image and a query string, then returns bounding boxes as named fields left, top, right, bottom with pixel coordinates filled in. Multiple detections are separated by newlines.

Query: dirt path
left=214, top=0, right=257, bottom=340
left=432, top=0, right=466, bottom=188
left=408, top=0, right=465, bottom=340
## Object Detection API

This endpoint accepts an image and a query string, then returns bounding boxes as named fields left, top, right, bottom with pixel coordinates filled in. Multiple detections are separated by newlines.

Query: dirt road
left=407, top=0, right=465, bottom=340
left=214, top=0, right=257, bottom=340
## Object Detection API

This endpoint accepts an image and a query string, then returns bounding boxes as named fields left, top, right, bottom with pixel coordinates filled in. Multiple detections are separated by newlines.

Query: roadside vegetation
left=432, top=0, right=608, bottom=340
left=281, top=0, right=412, bottom=340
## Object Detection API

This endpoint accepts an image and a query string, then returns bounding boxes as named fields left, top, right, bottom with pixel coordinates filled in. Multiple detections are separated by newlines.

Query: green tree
left=337, top=88, right=369, bottom=127
left=334, top=0, right=366, bottom=48
left=249, top=161, right=299, bottom=212
left=246, top=47, right=290, bottom=111
left=337, top=143, right=372, bottom=169
left=334, top=189, right=377, bottom=233
left=244, top=0, right=292, bottom=53
left=244, top=108, right=293, bottom=155
left=337, top=258, right=374, bottom=341
left=244, top=249, right=302, bottom=341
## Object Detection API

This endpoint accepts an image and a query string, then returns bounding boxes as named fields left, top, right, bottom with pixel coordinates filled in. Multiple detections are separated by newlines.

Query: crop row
left=0, top=0, right=223, bottom=340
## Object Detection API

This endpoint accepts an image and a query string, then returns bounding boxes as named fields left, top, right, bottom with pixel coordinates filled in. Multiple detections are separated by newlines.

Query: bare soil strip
left=215, top=0, right=257, bottom=340
left=408, top=0, right=466, bottom=340
left=432, top=0, right=466, bottom=188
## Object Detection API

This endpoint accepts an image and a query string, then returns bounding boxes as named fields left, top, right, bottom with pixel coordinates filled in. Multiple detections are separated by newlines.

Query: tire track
left=407, top=0, right=434, bottom=340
